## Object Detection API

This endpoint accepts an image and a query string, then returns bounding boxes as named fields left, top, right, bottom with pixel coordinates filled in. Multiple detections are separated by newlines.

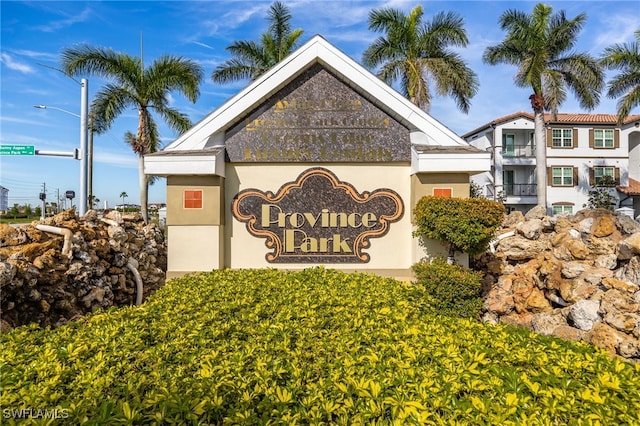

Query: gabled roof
left=463, top=111, right=640, bottom=138
left=161, top=35, right=467, bottom=152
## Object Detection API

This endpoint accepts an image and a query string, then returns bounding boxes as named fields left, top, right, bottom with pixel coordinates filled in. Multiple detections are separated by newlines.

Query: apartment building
left=463, top=112, right=640, bottom=218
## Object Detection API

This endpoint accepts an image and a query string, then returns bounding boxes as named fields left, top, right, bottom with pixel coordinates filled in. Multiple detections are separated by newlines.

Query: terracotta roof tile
left=463, top=112, right=640, bottom=138
left=618, top=178, right=640, bottom=196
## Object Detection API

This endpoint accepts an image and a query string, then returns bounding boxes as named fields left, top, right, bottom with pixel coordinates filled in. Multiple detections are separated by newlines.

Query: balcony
left=504, top=183, right=537, bottom=197
left=501, top=144, right=535, bottom=158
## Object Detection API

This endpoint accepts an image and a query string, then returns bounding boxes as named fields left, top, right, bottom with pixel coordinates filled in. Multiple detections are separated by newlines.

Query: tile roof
left=618, top=178, right=640, bottom=196
left=463, top=111, right=640, bottom=138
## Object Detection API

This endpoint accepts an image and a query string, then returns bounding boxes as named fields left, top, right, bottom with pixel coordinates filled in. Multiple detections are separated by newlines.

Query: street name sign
left=0, top=145, right=35, bottom=156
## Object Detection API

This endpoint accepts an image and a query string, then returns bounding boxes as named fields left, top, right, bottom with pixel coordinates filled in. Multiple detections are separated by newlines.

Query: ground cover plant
left=2, top=268, right=639, bottom=425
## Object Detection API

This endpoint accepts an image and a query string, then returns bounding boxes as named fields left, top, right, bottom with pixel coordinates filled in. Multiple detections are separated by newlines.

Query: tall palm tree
left=600, top=29, right=640, bottom=124
left=61, top=46, right=203, bottom=222
left=119, top=191, right=128, bottom=207
left=483, top=3, right=603, bottom=210
left=211, top=1, right=303, bottom=83
left=362, top=5, right=478, bottom=113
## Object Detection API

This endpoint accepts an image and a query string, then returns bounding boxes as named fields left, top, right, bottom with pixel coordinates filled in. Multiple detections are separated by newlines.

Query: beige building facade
left=145, top=36, right=489, bottom=281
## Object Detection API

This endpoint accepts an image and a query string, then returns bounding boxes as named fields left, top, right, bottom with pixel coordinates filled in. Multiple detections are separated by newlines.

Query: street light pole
left=33, top=79, right=90, bottom=216
left=79, top=78, right=89, bottom=216
left=35, top=63, right=91, bottom=216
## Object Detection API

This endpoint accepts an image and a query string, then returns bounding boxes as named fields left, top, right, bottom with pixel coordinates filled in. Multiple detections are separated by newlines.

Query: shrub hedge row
left=2, top=268, right=639, bottom=425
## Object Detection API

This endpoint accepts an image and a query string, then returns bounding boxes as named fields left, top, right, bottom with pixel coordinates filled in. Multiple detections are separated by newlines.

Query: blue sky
left=1, top=0, right=638, bottom=209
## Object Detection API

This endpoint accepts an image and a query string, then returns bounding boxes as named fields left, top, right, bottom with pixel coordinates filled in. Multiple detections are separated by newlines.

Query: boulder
left=568, top=300, right=601, bottom=331
left=478, top=209, right=640, bottom=361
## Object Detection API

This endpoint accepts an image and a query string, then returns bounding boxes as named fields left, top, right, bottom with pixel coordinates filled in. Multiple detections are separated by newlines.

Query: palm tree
left=119, top=191, right=128, bottom=208
left=600, top=29, right=640, bottom=124
left=362, top=5, right=478, bottom=113
left=61, top=46, right=204, bottom=222
left=211, top=1, right=303, bottom=83
left=483, top=3, right=603, bottom=210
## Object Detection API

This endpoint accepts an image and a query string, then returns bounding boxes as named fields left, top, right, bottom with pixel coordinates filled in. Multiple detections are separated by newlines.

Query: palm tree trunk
left=138, top=154, right=148, bottom=223
left=531, top=94, right=547, bottom=212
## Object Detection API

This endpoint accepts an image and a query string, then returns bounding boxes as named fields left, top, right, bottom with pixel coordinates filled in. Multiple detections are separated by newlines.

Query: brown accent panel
left=546, top=128, right=552, bottom=147
left=615, top=129, right=620, bottom=148
left=589, top=129, right=594, bottom=148
left=572, top=129, right=578, bottom=149
left=573, top=167, right=579, bottom=186
left=589, top=168, right=595, bottom=186
left=547, top=167, right=553, bottom=186
left=615, top=167, right=620, bottom=182
left=167, top=175, right=225, bottom=226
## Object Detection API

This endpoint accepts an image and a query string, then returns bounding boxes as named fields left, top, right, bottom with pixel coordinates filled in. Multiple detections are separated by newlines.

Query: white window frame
left=552, top=167, right=573, bottom=186
left=552, top=128, right=573, bottom=148
left=552, top=205, right=573, bottom=215
left=594, top=129, right=614, bottom=148
left=594, top=166, right=615, bottom=184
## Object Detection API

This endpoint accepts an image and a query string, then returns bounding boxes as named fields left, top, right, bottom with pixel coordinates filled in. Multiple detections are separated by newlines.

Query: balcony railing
left=504, top=183, right=537, bottom=196
left=501, top=144, right=535, bottom=157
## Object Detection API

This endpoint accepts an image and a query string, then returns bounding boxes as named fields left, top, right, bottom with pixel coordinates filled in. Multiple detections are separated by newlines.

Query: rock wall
left=477, top=206, right=640, bottom=361
left=0, top=210, right=166, bottom=330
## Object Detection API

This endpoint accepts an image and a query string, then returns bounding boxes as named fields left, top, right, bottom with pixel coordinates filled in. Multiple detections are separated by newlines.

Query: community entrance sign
left=144, top=35, right=489, bottom=280
left=232, top=168, right=404, bottom=263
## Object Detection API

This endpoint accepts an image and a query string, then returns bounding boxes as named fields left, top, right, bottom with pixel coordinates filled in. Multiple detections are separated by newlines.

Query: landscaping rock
left=0, top=210, right=166, bottom=329
left=477, top=208, right=640, bottom=362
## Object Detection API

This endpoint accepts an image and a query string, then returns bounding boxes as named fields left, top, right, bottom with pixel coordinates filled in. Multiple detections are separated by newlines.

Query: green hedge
left=1, top=268, right=639, bottom=424
left=413, top=258, right=484, bottom=319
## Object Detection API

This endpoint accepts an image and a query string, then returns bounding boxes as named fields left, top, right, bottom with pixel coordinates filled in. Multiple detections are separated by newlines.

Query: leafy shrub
left=413, top=196, right=505, bottom=259
left=584, top=175, right=618, bottom=211
left=1, top=268, right=639, bottom=425
left=413, top=258, right=483, bottom=319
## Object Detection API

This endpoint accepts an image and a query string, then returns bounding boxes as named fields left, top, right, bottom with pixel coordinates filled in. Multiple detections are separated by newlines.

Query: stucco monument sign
left=144, top=36, right=489, bottom=280
left=232, top=168, right=404, bottom=263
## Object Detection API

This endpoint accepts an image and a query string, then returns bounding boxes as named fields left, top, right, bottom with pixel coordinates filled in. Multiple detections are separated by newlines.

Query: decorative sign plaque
left=225, top=64, right=411, bottom=163
left=232, top=168, right=404, bottom=263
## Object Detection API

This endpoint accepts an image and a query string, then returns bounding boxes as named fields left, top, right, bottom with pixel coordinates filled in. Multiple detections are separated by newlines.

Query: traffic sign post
left=0, top=145, right=35, bottom=156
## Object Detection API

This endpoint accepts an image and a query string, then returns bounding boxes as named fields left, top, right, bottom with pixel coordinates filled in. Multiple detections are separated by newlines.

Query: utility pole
left=39, top=182, right=46, bottom=220
left=56, top=188, right=60, bottom=214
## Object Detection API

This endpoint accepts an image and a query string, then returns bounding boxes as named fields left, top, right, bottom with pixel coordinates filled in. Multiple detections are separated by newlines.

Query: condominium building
left=463, top=112, right=640, bottom=218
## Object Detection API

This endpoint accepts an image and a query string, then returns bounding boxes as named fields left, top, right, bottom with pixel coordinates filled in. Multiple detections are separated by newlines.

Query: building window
left=593, top=129, right=614, bottom=148
left=433, top=188, right=452, bottom=197
left=552, top=128, right=573, bottom=147
left=184, top=189, right=203, bottom=209
left=552, top=204, right=573, bottom=215
left=551, top=167, right=574, bottom=186
left=593, top=166, right=615, bottom=185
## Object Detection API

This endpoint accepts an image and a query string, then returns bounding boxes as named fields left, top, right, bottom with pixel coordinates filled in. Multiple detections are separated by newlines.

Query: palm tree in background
left=483, top=3, right=603, bottom=210
left=61, top=45, right=204, bottom=222
left=119, top=191, right=128, bottom=207
left=211, top=1, right=303, bottom=83
left=362, top=5, right=478, bottom=113
left=600, top=29, right=640, bottom=124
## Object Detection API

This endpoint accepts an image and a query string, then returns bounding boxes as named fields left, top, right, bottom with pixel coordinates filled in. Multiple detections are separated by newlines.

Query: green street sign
left=0, top=145, right=35, bottom=156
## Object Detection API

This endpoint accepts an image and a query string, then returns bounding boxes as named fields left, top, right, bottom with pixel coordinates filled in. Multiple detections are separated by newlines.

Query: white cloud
left=0, top=53, right=35, bottom=74
left=94, top=151, right=137, bottom=168
left=37, top=7, right=92, bottom=32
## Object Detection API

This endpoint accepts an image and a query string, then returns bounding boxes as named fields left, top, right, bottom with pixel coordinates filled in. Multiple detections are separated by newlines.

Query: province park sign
left=232, top=168, right=404, bottom=263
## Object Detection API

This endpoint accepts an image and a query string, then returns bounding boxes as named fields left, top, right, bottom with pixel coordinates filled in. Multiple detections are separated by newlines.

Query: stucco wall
left=163, top=164, right=472, bottom=280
